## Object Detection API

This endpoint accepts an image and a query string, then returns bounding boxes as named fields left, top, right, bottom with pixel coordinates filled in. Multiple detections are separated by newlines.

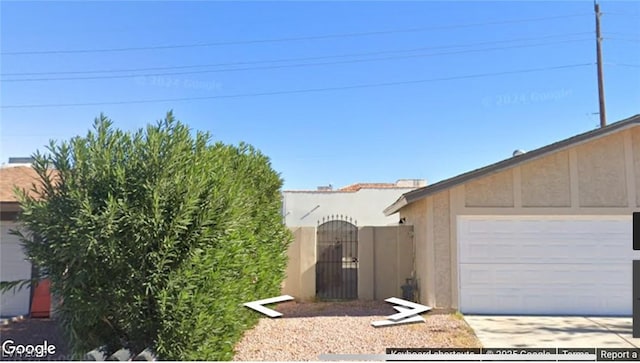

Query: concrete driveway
left=464, top=316, right=640, bottom=348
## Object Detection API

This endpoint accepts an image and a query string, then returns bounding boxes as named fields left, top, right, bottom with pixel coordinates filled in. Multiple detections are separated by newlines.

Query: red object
left=30, top=279, right=51, bottom=318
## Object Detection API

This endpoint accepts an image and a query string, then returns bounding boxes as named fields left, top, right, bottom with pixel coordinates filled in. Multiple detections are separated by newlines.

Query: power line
left=1, top=13, right=591, bottom=56
left=2, top=39, right=592, bottom=82
left=605, top=62, right=640, bottom=68
left=1, top=63, right=593, bottom=109
left=603, top=12, right=640, bottom=17
left=3, top=32, right=593, bottom=76
left=604, top=32, right=640, bottom=36
left=606, top=37, right=640, bottom=42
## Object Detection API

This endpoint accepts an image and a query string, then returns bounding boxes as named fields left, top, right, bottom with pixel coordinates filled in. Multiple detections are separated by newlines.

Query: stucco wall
left=282, top=225, right=414, bottom=301
left=358, top=227, right=375, bottom=300
left=368, top=226, right=414, bottom=300
left=576, top=132, right=628, bottom=207
left=432, top=191, right=452, bottom=308
left=520, top=151, right=571, bottom=207
left=399, top=199, right=429, bottom=304
left=631, top=128, right=640, bottom=207
left=283, top=188, right=413, bottom=227
left=464, top=171, right=514, bottom=207
left=281, top=227, right=316, bottom=300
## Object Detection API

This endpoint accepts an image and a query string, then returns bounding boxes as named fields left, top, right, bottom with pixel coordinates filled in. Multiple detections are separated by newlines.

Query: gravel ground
left=233, top=300, right=482, bottom=361
left=0, top=319, right=71, bottom=361
left=0, top=301, right=481, bottom=361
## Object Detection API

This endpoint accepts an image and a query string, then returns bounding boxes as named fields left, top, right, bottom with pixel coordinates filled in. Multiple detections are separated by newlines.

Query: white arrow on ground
left=384, top=297, right=431, bottom=321
left=243, top=295, right=294, bottom=318
left=371, top=306, right=426, bottom=327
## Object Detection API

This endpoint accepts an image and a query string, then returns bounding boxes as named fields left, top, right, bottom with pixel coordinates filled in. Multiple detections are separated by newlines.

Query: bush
left=8, top=112, right=291, bottom=360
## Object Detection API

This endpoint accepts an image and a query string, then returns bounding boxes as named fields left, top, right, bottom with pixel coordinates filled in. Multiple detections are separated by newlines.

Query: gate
left=316, top=215, right=358, bottom=300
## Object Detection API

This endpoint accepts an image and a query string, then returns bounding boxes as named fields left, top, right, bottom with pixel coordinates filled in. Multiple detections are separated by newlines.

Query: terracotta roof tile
left=283, top=182, right=420, bottom=193
left=338, top=183, right=398, bottom=192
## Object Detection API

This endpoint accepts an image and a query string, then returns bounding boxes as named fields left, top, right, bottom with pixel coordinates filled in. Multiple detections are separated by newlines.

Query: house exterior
left=281, top=179, right=425, bottom=301
left=0, top=163, right=38, bottom=317
left=283, top=179, right=426, bottom=227
left=384, top=114, right=640, bottom=316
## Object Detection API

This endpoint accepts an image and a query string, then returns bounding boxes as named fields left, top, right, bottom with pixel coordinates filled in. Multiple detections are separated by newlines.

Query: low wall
left=281, top=225, right=414, bottom=301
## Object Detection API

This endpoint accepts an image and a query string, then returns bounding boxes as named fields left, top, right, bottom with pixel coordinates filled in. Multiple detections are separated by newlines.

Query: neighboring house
left=282, top=179, right=425, bottom=301
left=283, top=179, right=426, bottom=227
left=0, top=162, right=39, bottom=317
left=384, top=114, right=640, bottom=316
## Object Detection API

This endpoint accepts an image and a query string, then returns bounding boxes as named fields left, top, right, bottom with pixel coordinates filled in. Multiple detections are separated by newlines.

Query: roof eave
left=382, top=114, right=640, bottom=215
left=0, top=201, right=22, bottom=213
left=383, top=196, right=408, bottom=216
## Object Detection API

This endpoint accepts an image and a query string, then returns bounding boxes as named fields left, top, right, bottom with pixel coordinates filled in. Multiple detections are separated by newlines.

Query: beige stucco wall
left=281, top=227, right=316, bottom=300
left=282, top=225, right=414, bottom=301
left=399, top=126, right=640, bottom=310
left=359, top=226, right=415, bottom=300
left=576, top=132, right=628, bottom=207
left=465, top=171, right=514, bottom=207
left=632, top=128, right=640, bottom=207
left=398, top=199, right=429, bottom=304
left=357, top=227, right=375, bottom=300
left=432, top=191, right=452, bottom=308
left=520, top=150, right=571, bottom=207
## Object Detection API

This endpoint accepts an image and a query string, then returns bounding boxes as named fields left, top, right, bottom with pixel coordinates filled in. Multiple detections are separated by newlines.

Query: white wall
left=0, top=221, right=32, bottom=317
left=283, top=188, right=414, bottom=227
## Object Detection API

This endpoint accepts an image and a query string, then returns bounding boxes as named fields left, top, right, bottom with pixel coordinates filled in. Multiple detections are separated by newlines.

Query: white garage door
left=458, top=215, right=635, bottom=316
left=0, top=221, right=32, bottom=317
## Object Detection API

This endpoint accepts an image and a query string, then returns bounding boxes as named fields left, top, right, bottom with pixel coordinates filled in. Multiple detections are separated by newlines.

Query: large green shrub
left=7, top=112, right=291, bottom=360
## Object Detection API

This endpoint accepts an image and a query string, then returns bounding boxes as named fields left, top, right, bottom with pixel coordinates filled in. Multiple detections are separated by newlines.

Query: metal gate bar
left=316, top=215, right=358, bottom=300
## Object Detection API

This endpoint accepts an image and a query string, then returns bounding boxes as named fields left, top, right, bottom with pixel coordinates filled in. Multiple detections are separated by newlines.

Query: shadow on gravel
left=0, top=319, right=73, bottom=361
left=274, top=300, right=453, bottom=319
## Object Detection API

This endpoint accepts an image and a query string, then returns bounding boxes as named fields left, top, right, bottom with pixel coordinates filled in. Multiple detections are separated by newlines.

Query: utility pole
left=595, top=0, right=607, bottom=127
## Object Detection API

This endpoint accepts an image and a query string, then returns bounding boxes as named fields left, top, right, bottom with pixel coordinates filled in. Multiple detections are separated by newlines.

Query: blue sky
left=1, top=1, right=639, bottom=190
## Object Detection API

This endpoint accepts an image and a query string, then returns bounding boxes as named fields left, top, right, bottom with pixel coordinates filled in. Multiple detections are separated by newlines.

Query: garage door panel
left=458, top=216, right=633, bottom=316
left=0, top=288, right=30, bottom=317
left=459, top=218, right=633, bottom=265
left=463, top=218, right=629, bottom=234
left=462, top=293, right=627, bottom=315
left=1, top=222, right=32, bottom=317
left=461, top=264, right=629, bottom=290
left=1, top=244, right=31, bottom=280
left=461, top=284, right=628, bottom=315
left=460, top=236, right=629, bottom=263
left=461, top=290, right=623, bottom=315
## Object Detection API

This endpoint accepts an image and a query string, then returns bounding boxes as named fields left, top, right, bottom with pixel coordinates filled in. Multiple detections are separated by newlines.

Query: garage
left=384, top=113, right=640, bottom=313
left=458, top=215, right=634, bottom=316
left=1, top=220, right=32, bottom=317
left=1, top=163, right=41, bottom=318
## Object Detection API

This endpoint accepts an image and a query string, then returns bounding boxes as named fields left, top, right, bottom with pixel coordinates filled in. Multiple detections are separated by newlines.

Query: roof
left=284, top=182, right=418, bottom=193
left=0, top=165, right=54, bottom=202
left=339, top=183, right=398, bottom=192
left=384, top=114, right=640, bottom=216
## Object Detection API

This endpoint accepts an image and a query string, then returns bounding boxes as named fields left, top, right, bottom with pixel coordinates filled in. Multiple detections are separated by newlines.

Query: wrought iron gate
left=316, top=215, right=358, bottom=300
